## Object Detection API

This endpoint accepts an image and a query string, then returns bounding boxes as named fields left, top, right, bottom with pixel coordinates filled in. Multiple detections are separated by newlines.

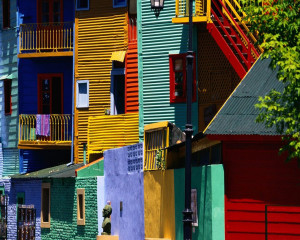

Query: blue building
left=17, top=0, right=75, bottom=172
left=0, top=0, right=19, bottom=177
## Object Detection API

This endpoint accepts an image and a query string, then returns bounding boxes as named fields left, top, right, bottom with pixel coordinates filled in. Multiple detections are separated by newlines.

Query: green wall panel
left=174, top=165, right=224, bottom=240
left=138, top=0, right=198, bottom=139
left=41, top=178, right=98, bottom=240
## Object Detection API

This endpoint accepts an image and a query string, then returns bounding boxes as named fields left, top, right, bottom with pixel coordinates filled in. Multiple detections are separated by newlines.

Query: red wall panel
left=223, top=140, right=300, bottom=240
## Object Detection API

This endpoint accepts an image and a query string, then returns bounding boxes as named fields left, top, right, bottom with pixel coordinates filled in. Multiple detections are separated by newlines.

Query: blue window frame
left=113, top=0, right=127, bottom=8
left=76, top=0, right=89, bottom=10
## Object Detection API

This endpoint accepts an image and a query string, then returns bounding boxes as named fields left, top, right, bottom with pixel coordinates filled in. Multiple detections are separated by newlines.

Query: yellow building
left=74, top=0, right=139, bottom=163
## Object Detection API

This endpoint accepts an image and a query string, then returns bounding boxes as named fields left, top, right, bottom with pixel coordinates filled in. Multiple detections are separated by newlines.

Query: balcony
left=173, top=0, right=212, bottom=23
left=18, top=22, right=73, bottom=58
left=18, top=114, right=72, bottom=149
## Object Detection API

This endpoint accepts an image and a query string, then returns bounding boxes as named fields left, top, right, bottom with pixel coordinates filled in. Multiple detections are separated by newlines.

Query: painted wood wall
left=137, top=0, right=198, bottom=139
left=75, top=0, right=129, bottom=163
left=0, top=0, right=19, bottom=176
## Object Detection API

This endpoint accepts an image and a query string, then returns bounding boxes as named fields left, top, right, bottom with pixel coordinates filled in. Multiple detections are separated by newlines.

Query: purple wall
left=104, top=143, right=144, bottom=240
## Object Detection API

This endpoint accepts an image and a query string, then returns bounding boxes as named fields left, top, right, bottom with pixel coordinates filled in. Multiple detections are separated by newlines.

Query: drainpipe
left=68, top=20, right=76, bottom=166
left=83, top=143, right=87, bottom=165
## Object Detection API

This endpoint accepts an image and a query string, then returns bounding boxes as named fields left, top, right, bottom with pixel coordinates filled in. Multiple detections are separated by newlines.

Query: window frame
left=77, top=188, right=85, bottom=225
left=2, top=0, right=10, bottom=29
left=76, top=80, right=89, bottom=109
left=41, top=183, right=50, bottom=228
left=4, top=79, right=12, bottom=115
left=76, top=0, right=89, bottom=11
left=37, top=0, right=64, bottom=23
left=169, top=53, right=196, bottom=103
left=113, top=0, right=127, bottom=8
left=37, top=73, right=64, bottom=114
left=110, top=64, right=125, bottom=115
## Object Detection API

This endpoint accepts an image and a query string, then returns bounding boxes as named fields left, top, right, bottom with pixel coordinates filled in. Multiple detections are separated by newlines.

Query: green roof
left=11, top=163, right=84, bottom=179
left=205, top=57, right=284, bottom=136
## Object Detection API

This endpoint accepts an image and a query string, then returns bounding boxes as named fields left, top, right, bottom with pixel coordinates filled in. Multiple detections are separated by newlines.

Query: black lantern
left=150, top=0, right=164, bottom=9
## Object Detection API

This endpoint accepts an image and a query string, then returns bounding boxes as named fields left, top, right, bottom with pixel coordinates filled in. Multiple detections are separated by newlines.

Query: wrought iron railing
left=175, top=0, right=210, bottom=19
left=19, top=22, right=73, bottom=53
left=18, top=114, right=71, bottom=143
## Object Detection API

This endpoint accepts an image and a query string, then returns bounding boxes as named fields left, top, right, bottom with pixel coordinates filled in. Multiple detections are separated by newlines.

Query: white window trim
left=76, top=0, right=90, bottom=11
left=76, top=80, right=89, bottom=108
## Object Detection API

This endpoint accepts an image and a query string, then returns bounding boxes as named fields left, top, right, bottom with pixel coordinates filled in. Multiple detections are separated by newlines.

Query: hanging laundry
left=35, top=114, right=50, bottom=137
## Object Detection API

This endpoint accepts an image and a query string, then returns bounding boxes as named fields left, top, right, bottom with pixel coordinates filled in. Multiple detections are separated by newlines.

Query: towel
left=35, top=114, right=50, bottom=136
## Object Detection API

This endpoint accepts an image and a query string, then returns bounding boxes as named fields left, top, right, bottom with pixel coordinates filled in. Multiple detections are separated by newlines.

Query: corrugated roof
left=11, top=163, right=84, bottom=179
left=205, top=57, right=284, bottom=135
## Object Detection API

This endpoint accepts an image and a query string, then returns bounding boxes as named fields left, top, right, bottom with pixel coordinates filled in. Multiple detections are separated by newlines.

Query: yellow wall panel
left=75, top=0, right=128, bottom=163
left=144, top=171, right=175, bottom=240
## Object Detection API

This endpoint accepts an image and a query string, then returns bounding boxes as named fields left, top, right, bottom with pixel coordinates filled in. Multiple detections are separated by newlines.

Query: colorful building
left=205, top=57, right=300, bottom=239
left=74, top=0, right=139, bottom=164
left=137, top=0, right=261, bottom=136
left=0, top=0, right=19, bottom=176
left=17, top=0, right=75, bottom=172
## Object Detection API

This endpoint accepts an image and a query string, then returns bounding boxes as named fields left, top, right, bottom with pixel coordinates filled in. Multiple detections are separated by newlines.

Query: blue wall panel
left=19, top=0, right=74, bottom=24
left=104, top=143, right=145, bottom=240
left=19, top=57, right=73, bottom=114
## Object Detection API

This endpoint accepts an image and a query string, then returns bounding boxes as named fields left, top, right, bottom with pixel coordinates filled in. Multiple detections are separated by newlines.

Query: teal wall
left=137, top=0, right=198, bottom=139
left=0, top=0, right=19, bottom=176
left=174, top=165, right=225, bottom=240
left=41, top=178, right=98, bottom=240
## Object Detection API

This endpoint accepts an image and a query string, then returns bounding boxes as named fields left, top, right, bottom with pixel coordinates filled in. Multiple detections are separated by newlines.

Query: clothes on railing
left=35, top=114, right=50, bottom=137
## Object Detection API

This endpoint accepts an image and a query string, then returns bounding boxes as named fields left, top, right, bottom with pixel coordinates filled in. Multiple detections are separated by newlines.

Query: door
left=37, top=0, right=63, bottom=50
left=38, top=74, right=63, bottom=114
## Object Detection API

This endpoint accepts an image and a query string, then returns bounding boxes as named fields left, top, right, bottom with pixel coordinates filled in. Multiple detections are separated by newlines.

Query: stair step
left=224, top=35, right=237, bottom=43
left=229, top=43, right=243, bottom=51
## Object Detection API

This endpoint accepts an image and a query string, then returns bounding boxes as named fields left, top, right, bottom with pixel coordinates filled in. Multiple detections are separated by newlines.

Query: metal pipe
left=183, top=0, right=194, bottom=238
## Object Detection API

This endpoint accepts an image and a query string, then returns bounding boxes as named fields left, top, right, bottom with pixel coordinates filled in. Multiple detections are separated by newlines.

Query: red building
left=205, top=58, right=300, bottom=240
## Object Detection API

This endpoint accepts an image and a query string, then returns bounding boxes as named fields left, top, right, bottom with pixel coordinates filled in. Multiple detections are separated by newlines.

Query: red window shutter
left=4, top=79, right=12, bottom=115
left=169, top=54, right=196, bottom=103
left=2, top=0, right=10, bottom=29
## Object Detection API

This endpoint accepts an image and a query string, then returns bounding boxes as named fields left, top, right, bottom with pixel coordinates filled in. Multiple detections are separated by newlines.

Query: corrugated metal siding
left=2, top=148, right=19, bottom=176
left=88, top=113, right=139, bottom=155
left=75, top=0, right=128, bottom=163
left=126, top=16, right=138, bottom=113
left=138, top=0, right=198, bottom=138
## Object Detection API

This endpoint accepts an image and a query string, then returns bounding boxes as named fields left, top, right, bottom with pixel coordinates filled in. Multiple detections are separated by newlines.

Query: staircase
left=173, top=0, right=262, bottom=79
left=207, top=0, right=261, bottom=79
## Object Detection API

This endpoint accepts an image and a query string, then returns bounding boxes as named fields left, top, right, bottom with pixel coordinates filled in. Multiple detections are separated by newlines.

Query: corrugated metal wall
left=125, top=17, right=139, bottom=113
left=0, top=0, right=19, bottom=176
left=88, top=113, right=139, bottom=156
left=138, top=0, right=198, bottom=139
left=75, top=0, right=128, bottom=163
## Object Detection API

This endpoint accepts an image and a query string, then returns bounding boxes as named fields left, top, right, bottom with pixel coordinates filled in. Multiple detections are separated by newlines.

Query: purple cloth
left=36, top=114, right=50, bottom=136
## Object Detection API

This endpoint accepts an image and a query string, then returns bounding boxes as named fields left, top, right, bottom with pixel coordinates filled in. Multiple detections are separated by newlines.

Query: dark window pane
left=42, top=92, right=50, bottom=105
left=78, top=83, right=87, bottom=94
left=2, top=0, right=10, bottom=28
left=52, top=77, right=62, bottom=114
left=42, top=188, right=49, bottom=222
left=42, top=79, right=49, bottom=91
left=77, top=0, right=88, bottom=8
left=175, top=72, right=183, bottom=84
left=175, top=85, right=183, bottom=97
left=4, top=79, right=11, bottom=114
left=78, top=194, right=83, bottom=219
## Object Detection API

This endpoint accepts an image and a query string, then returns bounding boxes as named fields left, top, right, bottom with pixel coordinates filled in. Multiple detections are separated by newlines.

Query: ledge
left=96, top=236, right=119, bottom=240
left=18, top=141, right=71, bottom=150
left=172, top=16, right=208, bottom=24
left=18, top=51, right=73, bottom=58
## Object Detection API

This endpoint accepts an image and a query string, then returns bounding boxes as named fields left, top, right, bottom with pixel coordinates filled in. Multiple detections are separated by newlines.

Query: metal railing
left=19, top=114, right=71, bottom=143
left=19, top=22, right=73, bottom=53
left=175, top=0, right=210, bottom=19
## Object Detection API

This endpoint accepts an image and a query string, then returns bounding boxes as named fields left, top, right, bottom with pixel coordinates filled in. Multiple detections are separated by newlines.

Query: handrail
left=19, top=22, right=73, bottom=54
left=19, top=114, right=71, bottom=143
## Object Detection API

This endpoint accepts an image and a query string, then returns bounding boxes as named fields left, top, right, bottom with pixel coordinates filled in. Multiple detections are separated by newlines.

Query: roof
left=11, top=163, right=84, bottom=179
left=205, top=57, right=284, bottom=136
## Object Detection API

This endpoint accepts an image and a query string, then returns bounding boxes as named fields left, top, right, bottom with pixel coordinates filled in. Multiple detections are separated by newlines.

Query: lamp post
left=183, top=0, right=194, bottom=239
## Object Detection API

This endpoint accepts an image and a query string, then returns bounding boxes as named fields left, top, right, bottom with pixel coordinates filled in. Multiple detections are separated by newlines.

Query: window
left=76, top=0, right=89, bottom=10
left=37, top=0, right=63, bottom=23
left=77, top=188, right=85, bottom=225
left=17, top=193, right=25, bottom=205
left=113, top=0, right=127, bottom=8
left=4, top=79, right=12, bottom=115
left=2, top=0, right=10, bottom=29
left=110, top=62, right=125, bottom=115
left=76, top=80, right=89, bottom=108
left=169, top=54, right=196, bottom=103
left=41, top=183, right=50, bottom=228
left=38, top=74, right=63, bottom=114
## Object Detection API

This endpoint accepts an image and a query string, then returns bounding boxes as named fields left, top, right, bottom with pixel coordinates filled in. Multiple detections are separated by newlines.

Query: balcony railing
left=19, top=22, right=73, bottom=55
left=18, top=114, right=72, bottom=149
left=175, top=0, right=211, bottom=21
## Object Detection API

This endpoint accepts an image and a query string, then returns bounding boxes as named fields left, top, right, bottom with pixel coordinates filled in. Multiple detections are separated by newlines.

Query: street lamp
left=183, top=0, right=194, bottom=239
left=150, top=0, right=164, bottom=9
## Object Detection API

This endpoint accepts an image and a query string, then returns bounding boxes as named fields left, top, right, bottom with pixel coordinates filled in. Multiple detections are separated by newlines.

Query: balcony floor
left=18, top=141, right=72, bottom=150
left=18, top=51, right=73, bottom=58
left=172, top=16, right=209, bottom=24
